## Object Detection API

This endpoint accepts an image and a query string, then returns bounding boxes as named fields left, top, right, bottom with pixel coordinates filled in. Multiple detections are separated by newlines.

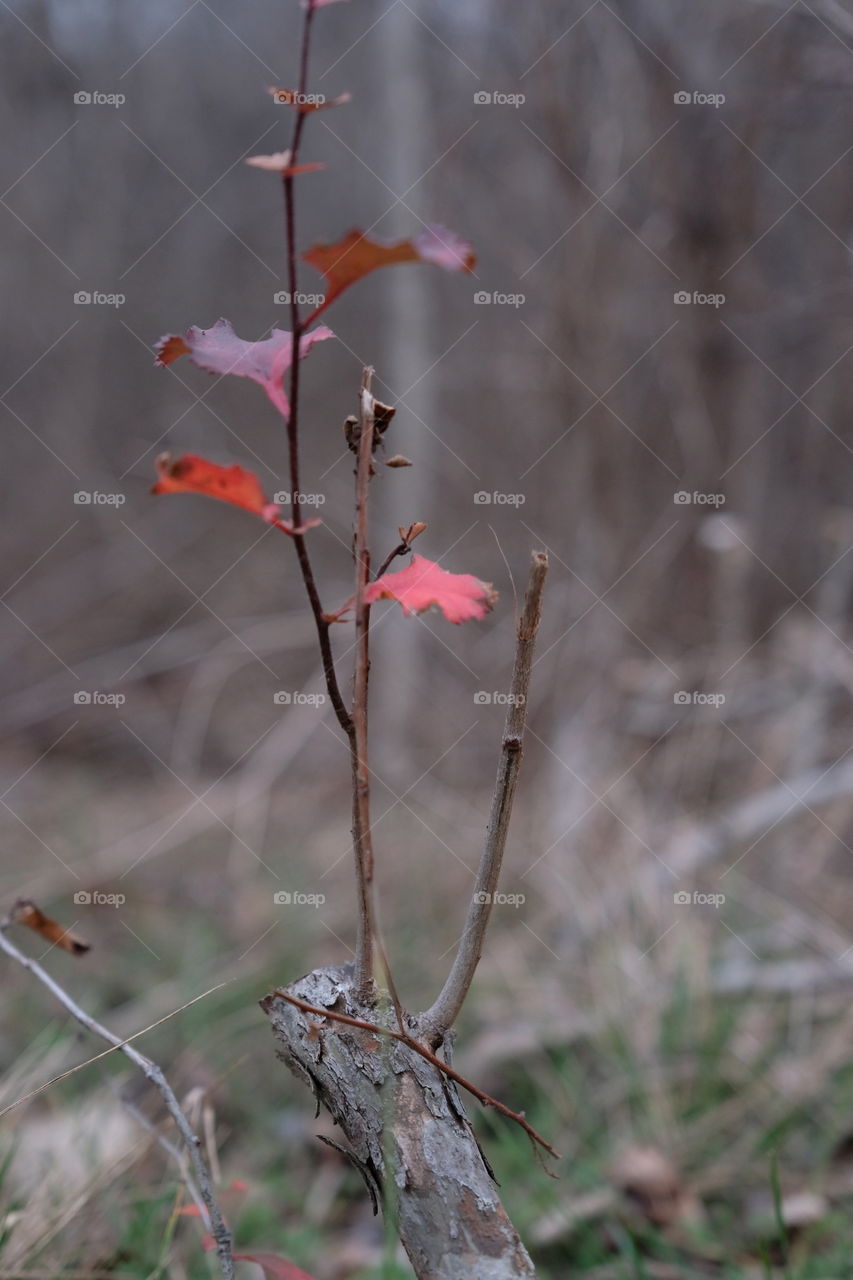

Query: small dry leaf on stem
left=5, top=899, right=90, bottom=956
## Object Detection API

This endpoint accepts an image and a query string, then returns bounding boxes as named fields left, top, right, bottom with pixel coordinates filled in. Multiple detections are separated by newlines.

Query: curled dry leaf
left=342, top=554, right=496, bottom=624
left=152, top=453, right=320, bottom=536
left=245, top=151, right=325, bottom=176
left=385, top=454, right=412, bottom=468
left=302, top=226, right=476, bottom=323
left=8, top=899, right=90, bottom=956
left=399, top=521, right=427, bottom=543
left=373, top=399, right=396, bottom=433
left=154, top=318, right=334, bottom=421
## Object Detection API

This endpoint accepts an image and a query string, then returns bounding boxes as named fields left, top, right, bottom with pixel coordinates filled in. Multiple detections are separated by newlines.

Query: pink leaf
left=233, top=1252, right=320, bottom=1280
left=245, top=151, right=325, bottom=176
left=363, top=554, right=497, bottom=624
left=413, top=225, right=478, bottom=272
left=154, top=319, right=334, bottom=420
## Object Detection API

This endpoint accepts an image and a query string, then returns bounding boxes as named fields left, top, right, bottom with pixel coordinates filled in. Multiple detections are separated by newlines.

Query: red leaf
left=364, top=555, right=497, bottom=623
left=302, top=225, right=475, bottom=323
left=233, top=1253, right=319, bottom=1280
left=154, top=319, right=334, bottom=420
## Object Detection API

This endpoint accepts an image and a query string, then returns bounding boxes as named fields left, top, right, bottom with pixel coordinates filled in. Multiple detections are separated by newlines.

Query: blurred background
left=4, top=0, right=853, bottom=1275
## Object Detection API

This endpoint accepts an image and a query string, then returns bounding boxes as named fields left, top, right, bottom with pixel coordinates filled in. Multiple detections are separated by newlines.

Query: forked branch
left=273, top=987, right=558, bottom=1161
left=422, top=550, right=549, bottom=1045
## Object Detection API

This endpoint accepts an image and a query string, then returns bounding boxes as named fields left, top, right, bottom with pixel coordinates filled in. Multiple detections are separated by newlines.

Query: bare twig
left=0, top=926, right=235, bottom=1280
left=111, top=1087, right=210, bottom=1224
left=273, top=988, right=559, bottom=1160
left=375, top=523, right=428, bottom=581
left=375, top=540, right=410, bottom=581
left=352, top=367, right=377, bottom=997
left=422, top=551, right=549, bottom=1044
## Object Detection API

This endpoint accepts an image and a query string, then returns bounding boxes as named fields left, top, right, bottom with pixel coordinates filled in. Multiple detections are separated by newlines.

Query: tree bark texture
left=262, top=964, right=536, bottom=1280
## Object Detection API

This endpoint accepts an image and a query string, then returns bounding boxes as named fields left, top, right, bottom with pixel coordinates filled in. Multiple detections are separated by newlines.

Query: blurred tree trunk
left=372, top=4, right=438, bottom=784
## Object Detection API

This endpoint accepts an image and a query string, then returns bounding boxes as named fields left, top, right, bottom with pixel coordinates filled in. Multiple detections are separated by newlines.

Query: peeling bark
left=262, top=965, right=536, bottom=1280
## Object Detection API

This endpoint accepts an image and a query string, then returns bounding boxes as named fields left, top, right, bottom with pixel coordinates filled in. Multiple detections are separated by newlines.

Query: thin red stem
left=280, top=3, right=353, bottom=739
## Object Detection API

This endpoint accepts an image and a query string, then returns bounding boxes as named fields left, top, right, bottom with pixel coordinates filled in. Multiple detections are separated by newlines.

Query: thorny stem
left=0, top=924, right=235, bottom=1280
left=273, top=988, right=559, bottom=1163
left=422, top=551, right=549, bottom=1045
left=282, top=1, right=353, bottom=739
left=352, top=367, right=377, bottom=996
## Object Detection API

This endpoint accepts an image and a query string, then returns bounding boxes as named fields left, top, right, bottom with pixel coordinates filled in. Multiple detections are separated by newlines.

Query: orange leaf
left=363, top=554, right=497, bottom=623
left=152, top=454, right=321, bottom=536
left=153, top=453, right=273, bottom=517
left=303, top=226, right=475, bottom=322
